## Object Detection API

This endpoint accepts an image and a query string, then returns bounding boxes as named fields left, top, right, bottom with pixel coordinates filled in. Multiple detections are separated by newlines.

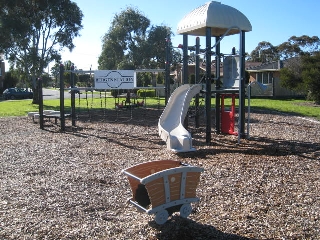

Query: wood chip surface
left=0, top=108, right=319, bottom=239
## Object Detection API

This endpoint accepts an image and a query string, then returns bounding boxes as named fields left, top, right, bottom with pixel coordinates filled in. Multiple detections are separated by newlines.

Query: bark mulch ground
left=1, top=107, right=319, bottom=239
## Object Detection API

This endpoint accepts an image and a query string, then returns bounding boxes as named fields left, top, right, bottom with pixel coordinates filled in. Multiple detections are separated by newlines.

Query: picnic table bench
left=28, top=111, right=71, bottom=124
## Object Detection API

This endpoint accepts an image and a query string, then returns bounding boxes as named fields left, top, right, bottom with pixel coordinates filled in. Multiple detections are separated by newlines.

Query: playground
left=1, top=1, right=319, bottom=239
left=0, top=107, right=319, bottom=239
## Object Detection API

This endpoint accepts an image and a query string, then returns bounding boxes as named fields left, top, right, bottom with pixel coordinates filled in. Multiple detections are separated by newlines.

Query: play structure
left=158, top=84, right=202, bottom=152
left=174, top=1, right=252, bottom=145
left=154, top=1, right=252, bottom=151
left=122, top=160, right=203, bottom=224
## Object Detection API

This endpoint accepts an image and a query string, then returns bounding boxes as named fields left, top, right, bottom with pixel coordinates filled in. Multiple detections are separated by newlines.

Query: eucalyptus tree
left=0, top=0, right=83, bottom=103
left=248, top=41, right=279, bottom=63
left=281, top=52, right=320, bottom=104
left=301, top=52, right=320, bottom=103
left=98, top=7, right=173, bottom=70
left=51, top=63, right=60, bottom=88
left=277, top=35, right=320, bottom=60
left=248, top=35, right=320, bottom=62
left=99, top=7, right=150, bottom=70
left=275, top=35, right=320, bottom=103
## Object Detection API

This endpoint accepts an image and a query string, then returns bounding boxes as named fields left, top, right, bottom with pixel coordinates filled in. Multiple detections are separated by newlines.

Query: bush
left=137, top=89, right=155, bottom=98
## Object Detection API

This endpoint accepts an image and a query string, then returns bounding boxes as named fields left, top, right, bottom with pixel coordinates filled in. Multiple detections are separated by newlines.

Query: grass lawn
left=0, top=95, right=319, bottom=121
left=244, top=98, right=320, bottom=120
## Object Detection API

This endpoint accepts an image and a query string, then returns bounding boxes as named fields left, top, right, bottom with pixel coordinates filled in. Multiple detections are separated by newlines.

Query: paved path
left=42, top=88, right=70, bottom=100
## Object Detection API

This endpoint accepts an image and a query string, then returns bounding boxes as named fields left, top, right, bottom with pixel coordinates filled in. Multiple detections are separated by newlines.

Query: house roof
left=245, top=62, right=262, bottom=69
left=177, top=1, right=252, bottom=36
left=246, top=61, right=281, bottom=72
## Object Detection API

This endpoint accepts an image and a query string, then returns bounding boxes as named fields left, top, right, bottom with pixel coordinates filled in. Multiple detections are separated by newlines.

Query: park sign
left=94, top=70, right=134, bottom=89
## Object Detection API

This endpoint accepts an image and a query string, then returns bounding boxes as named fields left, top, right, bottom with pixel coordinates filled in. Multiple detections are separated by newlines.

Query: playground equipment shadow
left=149, top=216, right=255, bottom=240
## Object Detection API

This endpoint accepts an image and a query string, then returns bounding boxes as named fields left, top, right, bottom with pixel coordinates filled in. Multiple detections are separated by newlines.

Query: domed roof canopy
left=177, top=1, right=252, bottom=37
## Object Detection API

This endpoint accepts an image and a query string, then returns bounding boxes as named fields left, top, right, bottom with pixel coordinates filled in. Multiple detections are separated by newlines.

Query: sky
left=5, top=0, right=320, bottom=72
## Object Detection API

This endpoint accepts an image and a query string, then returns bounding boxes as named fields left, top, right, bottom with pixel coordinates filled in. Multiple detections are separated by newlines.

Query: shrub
left=137, top=89, right=155, bottom=98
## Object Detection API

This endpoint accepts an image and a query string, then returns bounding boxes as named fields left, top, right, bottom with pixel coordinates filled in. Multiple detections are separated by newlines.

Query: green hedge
left=137, top=89, right=155, bottom=98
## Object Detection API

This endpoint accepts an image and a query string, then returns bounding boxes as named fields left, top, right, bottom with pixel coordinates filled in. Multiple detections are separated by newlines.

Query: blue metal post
left=205, top=27, right=212, bottom=144
left=183, top=34, right=188, bottom=84
left=195, top=37, right=200, bottom=128
left=165, top=35, right=171, bottom=105
left=215, top=36, right=221, bottom=134
left=70, top=65, right=76, bottom=126
left=239, top=31, right=246, bottom=140
left=183, top=34, right=189, bottom=128
left=59, top=64, right=65, bottom=131
left=38, top=78, right=44, bottom=130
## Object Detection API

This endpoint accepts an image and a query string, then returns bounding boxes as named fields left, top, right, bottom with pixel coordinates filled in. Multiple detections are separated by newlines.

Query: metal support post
left=183, top=34, right=189, bottom=128
left=215, top=36, right=221, bottom=134
left=205, top=27, right=212, bottom=144
left=165, top=35, right=171, bottom=105
left=59, top=64, right=65, bottom=131
left=38, top=78, right=44, bottom=130
left=238, top=31, right=246, bottom=142
left=70, top=65, right=76, bottom=126
left=195, top=37, right=200, bottom=128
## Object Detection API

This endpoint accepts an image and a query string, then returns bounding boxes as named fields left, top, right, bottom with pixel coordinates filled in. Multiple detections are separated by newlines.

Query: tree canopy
left=0, top=0, right=83, bottom=101
left=98, top=7, right=173, bottom=70
left=280, top=52, right=320, bottom=104
left=301, top=52, right=320, bottom=103
left=248, top=35, right=320, bottom=62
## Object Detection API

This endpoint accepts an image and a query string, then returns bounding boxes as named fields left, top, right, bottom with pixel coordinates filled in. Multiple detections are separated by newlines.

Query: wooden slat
left=185, top=172, right=201, bottom=198
left=168, top=173, right=182, bottom=201
left=145, top=178, right=165, bottom=207
left=124, top=160, right=181, bottom=179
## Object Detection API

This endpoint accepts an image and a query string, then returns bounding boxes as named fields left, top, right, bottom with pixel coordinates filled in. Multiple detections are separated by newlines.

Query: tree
left=98, top=7, right=149, bottom=70
left=248, top=41, right=279, bottom=63
left=40, top=73, right=52, bottom=88
left=277, top=35, right=320, bottom=60
left=63, top=60, right=78, bottom=87
left=77, top=74, right=91, bottom=87
left=51, top=63, right=60, bottom=88
left=301, top=52, right=320, bottom=104
left=3, top=70, right=19, bottom=89
left=280, top=53, right=320, bottom=104
left=249, top=35, right=320, bottom=62
left=147, top=25, right=172, bottom=68
left=0, top=0, right=83, bottom=103
left=277, top=41, right=302, bottom=60
left=280, top=57, right=303, bottom=90
left=98, top=7, right=172, bottom=70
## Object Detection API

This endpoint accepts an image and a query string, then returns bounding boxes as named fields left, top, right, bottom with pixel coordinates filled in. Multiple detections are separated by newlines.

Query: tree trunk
left=32, top=85, right=40, bottom=104
left=32, top=76, right=40, bottom=104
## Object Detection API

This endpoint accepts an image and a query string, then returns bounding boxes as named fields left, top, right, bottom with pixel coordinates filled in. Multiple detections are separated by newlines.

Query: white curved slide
left=158, top=84, right=202, bottom=152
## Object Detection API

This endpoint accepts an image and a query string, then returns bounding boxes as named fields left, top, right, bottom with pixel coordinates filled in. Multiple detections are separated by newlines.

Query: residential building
left=246, top=60, right=305, bottom=98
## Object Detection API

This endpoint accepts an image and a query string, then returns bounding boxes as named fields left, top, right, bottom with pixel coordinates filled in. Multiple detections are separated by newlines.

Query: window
left=256, top=72, right=262, bottom=83
left=257, top=72, right=273, bottom=84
